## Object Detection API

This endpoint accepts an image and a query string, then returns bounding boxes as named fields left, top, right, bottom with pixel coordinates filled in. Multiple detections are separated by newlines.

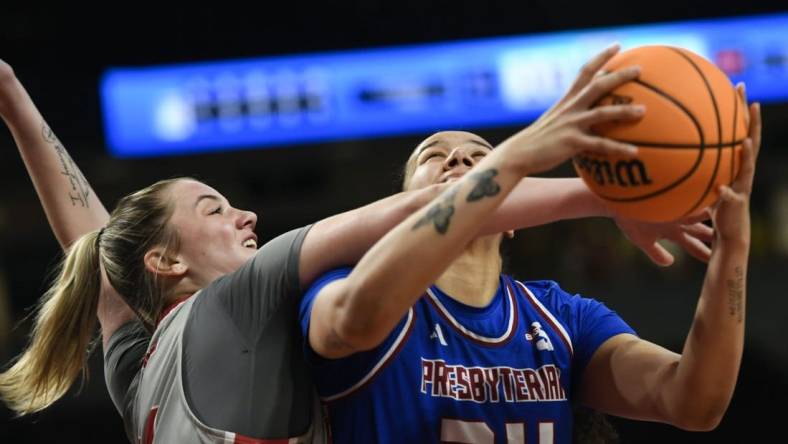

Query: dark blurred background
left=1, top=2, right=786, bottom=443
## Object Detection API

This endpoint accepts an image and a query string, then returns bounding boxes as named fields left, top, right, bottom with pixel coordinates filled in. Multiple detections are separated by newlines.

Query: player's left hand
left=711, top=100, right=761, bottom=247
left=614, top=213, right=714, bottom=266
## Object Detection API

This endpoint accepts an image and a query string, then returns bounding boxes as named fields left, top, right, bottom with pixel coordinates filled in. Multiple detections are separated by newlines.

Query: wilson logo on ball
left=574, top=45, right=747, bottom=222
left=574, top=154, right=653, bottom=187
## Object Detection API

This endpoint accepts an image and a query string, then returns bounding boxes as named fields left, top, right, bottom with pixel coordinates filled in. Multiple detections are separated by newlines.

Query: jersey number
left=441, top=418, right=554, bottom=444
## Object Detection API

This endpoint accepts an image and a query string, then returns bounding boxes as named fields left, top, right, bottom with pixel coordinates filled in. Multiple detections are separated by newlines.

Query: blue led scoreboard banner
left=100, top=13, right=788, bottom=157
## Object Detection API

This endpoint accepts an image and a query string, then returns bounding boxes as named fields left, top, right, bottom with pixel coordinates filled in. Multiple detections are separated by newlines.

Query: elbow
left=673, top=413, right=724, bottom=432
left=330, top=284, right=390, bottom=353
left=670, top=397, right=730, bottom=432
left=331, top=316, right=389, bottom=354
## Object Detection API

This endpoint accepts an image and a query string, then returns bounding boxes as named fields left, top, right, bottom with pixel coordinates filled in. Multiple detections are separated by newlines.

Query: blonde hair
left=0, top=230, right=102, bottom=414
left=0, top=178, right=182, bottom=415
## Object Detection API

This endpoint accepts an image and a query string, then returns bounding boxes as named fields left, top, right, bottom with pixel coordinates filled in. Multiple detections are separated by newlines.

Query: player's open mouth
left=243, top=239, right=258, bottom=249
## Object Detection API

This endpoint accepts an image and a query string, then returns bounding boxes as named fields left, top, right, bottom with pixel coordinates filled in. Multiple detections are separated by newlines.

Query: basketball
left=573, top=45, right=748, bottom=222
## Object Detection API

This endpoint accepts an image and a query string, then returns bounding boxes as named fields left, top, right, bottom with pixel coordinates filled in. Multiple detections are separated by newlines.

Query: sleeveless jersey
left=300, top=269, right=635, bottom=444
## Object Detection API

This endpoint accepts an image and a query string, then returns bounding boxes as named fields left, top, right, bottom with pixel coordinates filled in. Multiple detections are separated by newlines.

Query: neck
left=169, top=277, right=203, bottom=304
left=434, top=234, right=503, bottom=307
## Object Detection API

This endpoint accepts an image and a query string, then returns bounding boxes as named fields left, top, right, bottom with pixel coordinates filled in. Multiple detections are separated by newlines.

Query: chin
left=242, top=248, right=258, bottom=260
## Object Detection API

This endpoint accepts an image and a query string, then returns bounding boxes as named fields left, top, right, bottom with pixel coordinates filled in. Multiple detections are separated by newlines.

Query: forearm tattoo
left=466, top=168, right=501, bottom=202
left=726, top=266, right=744, bottom=323
left=412, top=186, right=459, bottom=235
left=42, top=123, right=91, bottom=207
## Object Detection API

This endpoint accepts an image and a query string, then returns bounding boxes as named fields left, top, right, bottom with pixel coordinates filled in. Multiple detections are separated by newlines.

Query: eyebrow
left=415, top=138, right=494, bottom=157
left=194, top=194, right=221, bottom=208
left=468, top=139, right=494, bottom=150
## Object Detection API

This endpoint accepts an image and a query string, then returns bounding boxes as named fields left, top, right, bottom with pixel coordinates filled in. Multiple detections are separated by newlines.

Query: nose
left=443, top=147, right=475, bottom=171
left=236, top=209, right=258, bottom=231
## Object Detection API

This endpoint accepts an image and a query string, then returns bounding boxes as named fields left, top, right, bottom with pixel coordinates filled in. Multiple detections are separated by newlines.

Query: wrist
left=493, top=144, right=532, bottom=179
left=576, top=180, right=611, bottom=218
left=714, top=236, right=750, bottom=257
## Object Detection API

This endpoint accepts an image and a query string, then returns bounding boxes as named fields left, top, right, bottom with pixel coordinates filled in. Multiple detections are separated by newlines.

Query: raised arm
left=300, top=70, right=713, bottom=286
left=0, top=60, right=136, bottom=346
left=307, top=45, right=646, bottom=358
left=578, top=101, right=760, bottom=431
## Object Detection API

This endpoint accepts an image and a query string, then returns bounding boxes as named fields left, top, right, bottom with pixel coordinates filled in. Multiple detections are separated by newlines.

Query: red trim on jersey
left=233, top=434, right=293, bottom=444
left=515, top=281, right=573, bottom=358
left=141, top=339, right=158, bottom=369
left=425, top=278, right=519, bottom=347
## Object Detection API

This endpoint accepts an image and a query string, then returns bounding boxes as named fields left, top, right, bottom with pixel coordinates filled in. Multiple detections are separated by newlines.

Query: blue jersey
left=300, top=269, right=635, bottom=444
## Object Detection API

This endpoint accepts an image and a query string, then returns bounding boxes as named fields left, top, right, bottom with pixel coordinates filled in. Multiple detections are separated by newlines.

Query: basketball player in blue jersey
left=300, top=101, right=760, bottom=441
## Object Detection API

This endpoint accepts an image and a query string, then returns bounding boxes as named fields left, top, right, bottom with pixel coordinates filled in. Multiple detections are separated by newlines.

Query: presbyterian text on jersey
left=420, top=359, right=567, bottom=403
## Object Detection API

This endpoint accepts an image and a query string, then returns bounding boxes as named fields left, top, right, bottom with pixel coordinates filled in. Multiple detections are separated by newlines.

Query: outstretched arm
left=307, top=45, right=646, bottom=358
left=0, top=61, right=136, bottom=347
left=578, top=101, right=760, bottom=431
left=300, top=65, right=712, bottom=286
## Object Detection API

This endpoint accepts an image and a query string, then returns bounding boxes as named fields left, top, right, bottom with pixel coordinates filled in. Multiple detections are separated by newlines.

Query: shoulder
left=250, top=224, right=313, bottom=269
left=507, top=277, right=606, bottom=329
left=306, top=267, right=353, bottom=294
left=105, top=320, right=150, bottom=360
left=209, top=224, right=314, bottom=292
left=300, top=266, right=353, bottom=318
left=511, top=278, right=584, bottom=308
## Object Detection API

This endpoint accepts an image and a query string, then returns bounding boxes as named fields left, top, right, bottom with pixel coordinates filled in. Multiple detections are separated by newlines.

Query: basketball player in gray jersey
left=0, top=46, right=719, bottom=442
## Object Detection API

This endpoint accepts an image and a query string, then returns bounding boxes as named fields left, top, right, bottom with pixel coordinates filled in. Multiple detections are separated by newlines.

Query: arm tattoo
left=42, top=123, right=91, bottom=208
left=726, top=266, right=744, bottom=323
left=412, top=187, right=459, bottom=235
left=466, top=169, right=500, bottom=202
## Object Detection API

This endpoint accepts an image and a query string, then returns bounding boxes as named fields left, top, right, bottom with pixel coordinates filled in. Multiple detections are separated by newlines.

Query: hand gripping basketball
left=574, top=45, right=749, bottom=223
left=499, top=44, right=645, bottom=177
left=712, top=100, right=760, bottom=246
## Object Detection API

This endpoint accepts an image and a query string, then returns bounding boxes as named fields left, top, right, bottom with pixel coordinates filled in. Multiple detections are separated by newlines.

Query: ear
left=504, top=230, right=515, bottom=239
left=144, top=247, right=188, bottom=277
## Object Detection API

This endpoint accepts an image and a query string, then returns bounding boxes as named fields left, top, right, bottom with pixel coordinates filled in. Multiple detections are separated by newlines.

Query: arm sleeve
left=571, top=293, right=636, bottom=376
left=103, top=320, right=150, bottom=440
left=530, top=281, right=636, bottom=381
left=205, top=225, right=312, bottom=343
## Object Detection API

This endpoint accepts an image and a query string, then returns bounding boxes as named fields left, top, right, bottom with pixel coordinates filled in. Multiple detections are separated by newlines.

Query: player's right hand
left=498, top=44, right=646, bottom=176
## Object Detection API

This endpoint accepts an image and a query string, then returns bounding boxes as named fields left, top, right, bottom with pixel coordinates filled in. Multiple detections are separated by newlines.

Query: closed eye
left=421, top=152, right=445, bottom=163
left=209, top=206, right=223, bottom=215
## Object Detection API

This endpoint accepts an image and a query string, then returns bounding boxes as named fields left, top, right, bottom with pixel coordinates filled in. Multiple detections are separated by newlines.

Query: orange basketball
left=573, top=45, right=748, bottom=222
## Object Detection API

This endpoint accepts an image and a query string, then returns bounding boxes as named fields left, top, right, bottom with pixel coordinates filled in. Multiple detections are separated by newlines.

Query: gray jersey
left=104, top=226, right=326, bottom=443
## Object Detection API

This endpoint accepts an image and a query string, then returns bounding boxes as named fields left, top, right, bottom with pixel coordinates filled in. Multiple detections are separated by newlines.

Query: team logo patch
left=525, top=322, right=554, bottom=351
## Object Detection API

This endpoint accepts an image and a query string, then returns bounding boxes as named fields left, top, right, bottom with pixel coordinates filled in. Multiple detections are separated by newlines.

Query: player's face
left=166, top=179, right=259, bottom=285
left=404, top=131, right=494, bottom=190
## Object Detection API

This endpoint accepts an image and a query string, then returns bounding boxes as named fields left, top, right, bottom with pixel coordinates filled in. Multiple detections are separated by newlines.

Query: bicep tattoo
left=42, top=122, right=91, bottom=208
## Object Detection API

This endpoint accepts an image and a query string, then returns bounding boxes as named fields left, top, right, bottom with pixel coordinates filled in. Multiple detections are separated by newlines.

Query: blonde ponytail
left=0, top=229, right=102, bottom=415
